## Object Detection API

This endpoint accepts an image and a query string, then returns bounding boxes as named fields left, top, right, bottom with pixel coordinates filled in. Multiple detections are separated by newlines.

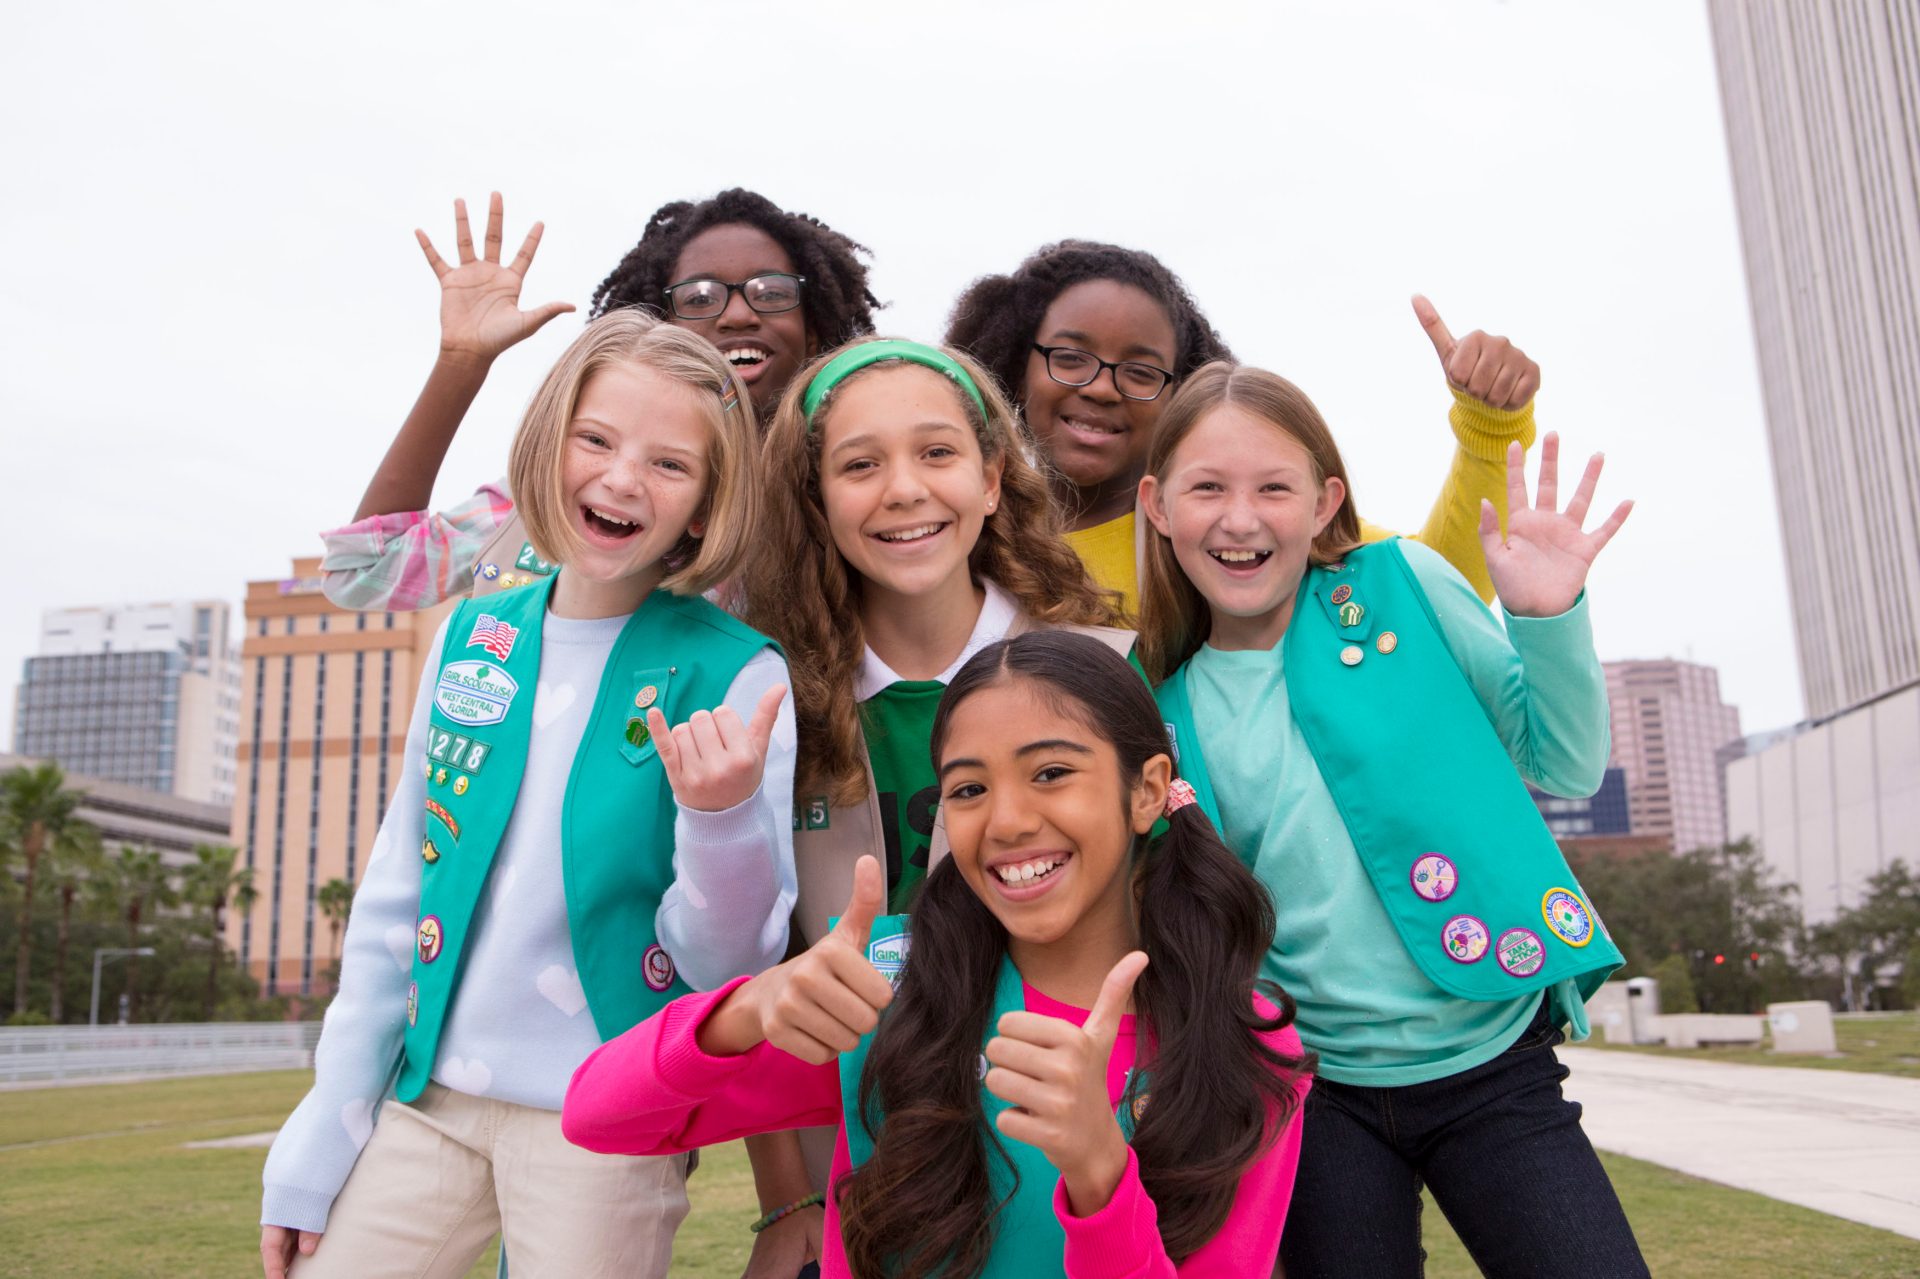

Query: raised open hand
left=416, top=192, right=575, bottom=364
left=1480, top=433, right=1632, bottom=618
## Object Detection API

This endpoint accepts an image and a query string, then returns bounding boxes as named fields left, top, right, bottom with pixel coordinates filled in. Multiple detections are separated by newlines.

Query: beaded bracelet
left=750, top=1192, right=825, bottom=1234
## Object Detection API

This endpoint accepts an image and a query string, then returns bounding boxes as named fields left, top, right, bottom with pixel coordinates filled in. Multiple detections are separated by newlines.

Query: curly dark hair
left=588, top=188, right=881, bottom=349
left=943, top=240, right=1232, bottom=406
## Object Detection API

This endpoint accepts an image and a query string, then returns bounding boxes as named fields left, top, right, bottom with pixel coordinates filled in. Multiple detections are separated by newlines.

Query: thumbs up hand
left=984, top=951, right=1148, bottom=1217
left=649, top=684, right=787, bottom=814
left=1413, top=295, right=1540, bottom=411
left=697, top=857, right=894, bottom=1063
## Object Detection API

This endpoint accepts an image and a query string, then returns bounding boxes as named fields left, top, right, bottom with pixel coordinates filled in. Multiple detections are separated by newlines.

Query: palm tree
left=110, top=848, right=176, bottom=1023
left=186, top=844, right=254, bottom=1020
left=45, top=823, right=104, bottom=1022
left=3, top=763, right=83, bottom=1016
left=317, top=877, right=354, bottom=995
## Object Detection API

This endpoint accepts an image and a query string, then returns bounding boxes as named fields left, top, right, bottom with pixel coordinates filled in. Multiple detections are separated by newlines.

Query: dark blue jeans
left=1279, top=1000, right=1648, bottom=1278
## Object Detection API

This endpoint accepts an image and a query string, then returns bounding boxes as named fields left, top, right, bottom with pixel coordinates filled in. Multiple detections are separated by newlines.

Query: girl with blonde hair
left=260, top=309, right=798, bottom=1279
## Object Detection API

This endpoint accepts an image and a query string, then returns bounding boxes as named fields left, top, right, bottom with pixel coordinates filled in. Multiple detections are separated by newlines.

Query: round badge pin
left=1496, top=927, right=1547, bottom=977
left=1340, top=645, right=1364, bottom=667
left=1541, top=887, right=1595, bottom=947
left=452, top=775, right=469, bottom=796
left=417, top=915, right=444, bottom=964
left=406, top=981, right=418, bottom=1027
left=635, top=685, right=658, bottom=710
left=1442, top=915, right=1491, bottom=964
left=1377, top=631, right=1398, bottom=654
left=1331, top=584, right=1353, bottom=605
left=479, top=563, right=500, bottom=580
left=642, top=944, right=676, bottom=992
left=1131, top=1092, right=1150, bottom=1121
left=1409, top=853, right=1458, bottom=902
left=434, top=767, right=448, bottom=786
left=976, top=1053, right=990, bottom=1081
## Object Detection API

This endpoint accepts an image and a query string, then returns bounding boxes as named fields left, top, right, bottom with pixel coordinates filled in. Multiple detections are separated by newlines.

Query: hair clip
left=719, top=374, right=740, bottom=414
left=1164, top=779, right=1198, bottom=816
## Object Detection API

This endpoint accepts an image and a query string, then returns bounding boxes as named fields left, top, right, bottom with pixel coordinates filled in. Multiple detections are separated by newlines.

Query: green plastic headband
left=801, top=339, right=988, bottom=427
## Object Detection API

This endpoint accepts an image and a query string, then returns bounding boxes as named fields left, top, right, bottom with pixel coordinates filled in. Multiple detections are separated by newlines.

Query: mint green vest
left=399, top=578, right=775, bottom=1102
left=1156, top=540, right=1622, bottom=1004
left=836, top=917, right=1141, bottom=1277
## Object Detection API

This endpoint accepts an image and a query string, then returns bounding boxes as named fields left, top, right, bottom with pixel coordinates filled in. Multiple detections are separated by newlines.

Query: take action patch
left=1443, top=915, right=1490, bottom=964
left=642, top=944, right=676, bottom=992
left=1409, top=853, right=1458, bottom=903
left=435, top=661, right=519, bottom=727
left=1542, top=887, right=1594, bottom=947
left=1497, top=927, right=1546, bottom=977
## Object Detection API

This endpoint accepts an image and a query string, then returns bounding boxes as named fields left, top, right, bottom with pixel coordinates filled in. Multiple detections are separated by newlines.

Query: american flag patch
left=466, top=613, right=519, bottom=661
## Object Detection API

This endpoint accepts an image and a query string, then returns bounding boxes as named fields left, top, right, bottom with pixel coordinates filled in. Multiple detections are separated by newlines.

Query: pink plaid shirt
left=318, top=479, right=514, bottom=611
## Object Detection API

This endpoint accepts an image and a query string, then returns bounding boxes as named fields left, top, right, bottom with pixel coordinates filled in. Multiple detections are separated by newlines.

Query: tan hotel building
left=227, top=559, right=453, bottom=995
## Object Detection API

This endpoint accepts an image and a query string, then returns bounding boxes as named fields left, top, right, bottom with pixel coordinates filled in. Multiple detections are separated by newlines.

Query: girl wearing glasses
left=318, top=189, right=879, bottom=614
left=945, top=241, right=1539, bottom=617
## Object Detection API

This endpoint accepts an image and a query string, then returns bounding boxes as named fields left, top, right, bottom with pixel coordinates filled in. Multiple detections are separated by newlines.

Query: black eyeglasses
left=662, top=273, right=807, bottom=321
left=1031, top=344, right=1175, bottom=401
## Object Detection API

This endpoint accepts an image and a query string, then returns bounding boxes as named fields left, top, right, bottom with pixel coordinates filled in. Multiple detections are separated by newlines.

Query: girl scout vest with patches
left=836, top=917, right=1143, bottom=1278
left=399, top=576, right=775, bottom=1103
left=789, top=618, right=1136, bottom=946
left=467, top=511, right=560, bottom=598
left=1157, top=539, right=1623, bottom=1004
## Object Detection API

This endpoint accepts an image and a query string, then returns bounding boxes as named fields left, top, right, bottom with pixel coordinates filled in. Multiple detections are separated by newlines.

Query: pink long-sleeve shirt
left=563, top=975, right=1309, bottom=1277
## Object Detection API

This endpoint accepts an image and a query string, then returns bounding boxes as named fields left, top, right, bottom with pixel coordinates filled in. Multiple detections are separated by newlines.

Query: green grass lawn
left=2, top=1071, right=1917, bottom=1277
left=1585, top=1011, right=1920, bottom=1079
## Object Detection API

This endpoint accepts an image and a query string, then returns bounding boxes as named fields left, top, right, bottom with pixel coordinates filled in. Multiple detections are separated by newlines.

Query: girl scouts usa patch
left=1542, top=888, right=1594, bottom=947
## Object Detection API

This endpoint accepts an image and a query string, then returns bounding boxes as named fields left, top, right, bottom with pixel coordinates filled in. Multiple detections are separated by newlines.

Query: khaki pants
left=294, top=1083, right=689, bottom=1279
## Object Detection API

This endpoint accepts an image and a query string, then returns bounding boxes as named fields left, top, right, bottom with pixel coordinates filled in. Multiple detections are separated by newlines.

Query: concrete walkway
left=1559, top=1047, right=1920, bottom=1240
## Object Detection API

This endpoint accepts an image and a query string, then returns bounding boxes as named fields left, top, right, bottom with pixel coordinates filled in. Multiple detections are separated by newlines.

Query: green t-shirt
left=860, top=680, right=947, bottom=912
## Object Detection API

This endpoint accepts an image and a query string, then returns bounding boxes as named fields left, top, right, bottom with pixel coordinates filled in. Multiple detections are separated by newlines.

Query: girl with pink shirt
left=563, top=629, right=1311, bottom=1277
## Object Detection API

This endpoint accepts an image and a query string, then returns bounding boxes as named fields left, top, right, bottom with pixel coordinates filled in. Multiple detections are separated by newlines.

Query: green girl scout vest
left=789, top=617, right=1136, bottom=947
left=1156, top=539, right=1622, bottom=1004
left=399, top=576, right=776, bottom=1102
left=837, top=916, right=1143, bottom=1278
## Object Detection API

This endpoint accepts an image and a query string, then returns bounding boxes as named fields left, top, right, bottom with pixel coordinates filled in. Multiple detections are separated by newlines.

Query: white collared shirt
left=854, top=579, right=1020, bottom=701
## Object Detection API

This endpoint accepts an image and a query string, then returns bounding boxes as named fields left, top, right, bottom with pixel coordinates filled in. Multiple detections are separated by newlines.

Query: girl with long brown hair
left=564, top=630, right=1313, bottom=1276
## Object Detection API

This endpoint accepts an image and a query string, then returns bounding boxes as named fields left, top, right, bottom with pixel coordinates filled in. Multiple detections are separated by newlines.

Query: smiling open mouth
left=994, top=854, right=1069, bottom=886
left=725, top=347, right=769, bottom=368
left=874, top=523, right=948, bottom=544
left=583, top=506, right=640, bottom=540
left=1209, top=549, right=1272, bottom=566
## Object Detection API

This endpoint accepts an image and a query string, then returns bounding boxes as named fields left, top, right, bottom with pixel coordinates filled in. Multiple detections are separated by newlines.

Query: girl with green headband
left=945, top=241, right=1539, bottom=617
left=712, top=336, right=1133, bottom=1206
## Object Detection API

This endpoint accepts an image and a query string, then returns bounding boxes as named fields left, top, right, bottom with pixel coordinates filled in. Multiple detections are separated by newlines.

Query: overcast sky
left=2, top=0, right=1807, bottom=736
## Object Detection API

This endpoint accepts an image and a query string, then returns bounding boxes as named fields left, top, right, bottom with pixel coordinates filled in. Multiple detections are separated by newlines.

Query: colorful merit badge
left=1496, top=928, right=1547, bottom=977
left=1331, top=584, right=1352, bottom=605
left=1409, top=853, right=1458, bottom=902
left=1542, top=887, right=1595, bottom=947
left=466, top=613, right=520, bottom=662
left=417, top=915, right=444, bottom=964
left=642, top=944, right=676, bottom=992
left=1443, top=915, right=1491, bottom=964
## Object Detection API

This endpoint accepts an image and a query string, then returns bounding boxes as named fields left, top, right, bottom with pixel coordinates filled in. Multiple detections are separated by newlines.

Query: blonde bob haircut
left=1137, top=361, right=1363, bottom=683
left=507, top=308, right=761, bottom=597
left=743, top=335, right=1123, bottom=807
